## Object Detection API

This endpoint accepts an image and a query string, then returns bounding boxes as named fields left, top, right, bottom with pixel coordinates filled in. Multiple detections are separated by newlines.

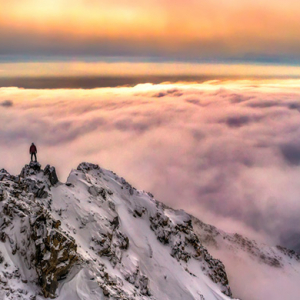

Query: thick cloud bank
left=1, top=80, right=300, bottom=252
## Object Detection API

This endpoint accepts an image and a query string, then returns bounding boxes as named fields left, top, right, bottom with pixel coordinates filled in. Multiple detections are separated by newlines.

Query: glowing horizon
left=1, top=61, right=300, bottom=79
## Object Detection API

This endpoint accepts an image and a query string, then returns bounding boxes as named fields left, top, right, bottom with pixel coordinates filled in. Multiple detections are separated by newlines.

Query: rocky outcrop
left=123, top=266, right=151, bottom=296
left=2, top=161, right=300, bottom=300
left=20, top=162, right=41, bottom=177
left=31, top=210, right=78, bottom=298
left=0, top=163, right=79, bottom=298
left=90, top=229, right=129, bottom=268
left=150, top=209, right=232, bottom=297
left=0, top=162, right=238, bottom=300
left=88, top=186, right=107, bottom=199
left=77, top=162, right=100, bottom=172
left=276, top=245, right=300, bottom=261
left=44, top=165, right=59, bottom=186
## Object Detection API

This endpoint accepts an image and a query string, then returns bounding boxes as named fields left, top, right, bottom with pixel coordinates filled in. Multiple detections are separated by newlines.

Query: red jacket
left=30, top=145, right=37, bottom=154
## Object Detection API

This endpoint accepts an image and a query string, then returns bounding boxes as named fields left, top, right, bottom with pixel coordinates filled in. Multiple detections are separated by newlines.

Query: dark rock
left=35, top=185, right=48, bottom=199
left=20, top=162, right=41, bottom=178
left=134, top=207, right=146, bottom=218
left=150, top=212, right=232, bottom=297
left=44, top=165, right=59, bottom=186
left=108, top=201, right=115, bottom=211
left=107, top=189, right=113, bottom=195
left=29, top=162, right=41, bottom=171
left=53, top=220, right=61, bottom=229
left=32, top=222, right=78, bottom=298
left=117, top=232, right=129, bottom=250
left=0, top=189, right=4, bottom=201
left=0, top=169, right=9, bottom=181
left=276, top=245, right=300, bottom=261
left=124, top=267, right=151, bottom=296
left=110, top=216, right=119, bottom=229
left=102, top=287, right=110, bottom=296
left=88, top=186, right=107, bottom=200
left=0, top=176, right=78, bottom=299
left=77, top=162, right=100, bottom=172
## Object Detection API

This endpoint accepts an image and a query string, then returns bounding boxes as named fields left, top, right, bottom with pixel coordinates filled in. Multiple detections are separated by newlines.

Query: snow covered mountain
left=0, top=162, right=299, bottom=300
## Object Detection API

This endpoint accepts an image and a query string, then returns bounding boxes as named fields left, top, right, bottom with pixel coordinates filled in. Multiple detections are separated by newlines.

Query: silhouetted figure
left=30, top=143, right=37, bottom=162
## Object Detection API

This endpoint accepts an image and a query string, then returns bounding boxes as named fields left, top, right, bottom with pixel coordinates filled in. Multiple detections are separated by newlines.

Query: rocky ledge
left=0, top=162, right=78, bottom=298
left=0, top=162, right=235, bottom=300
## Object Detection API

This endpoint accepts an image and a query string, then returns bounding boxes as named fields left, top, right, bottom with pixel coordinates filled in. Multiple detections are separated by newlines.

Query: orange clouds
left=0, top=0, right=298, bottom=39
left=0, top=0, right=166, bottom=40
left=1, top=0, right=300, bottom=60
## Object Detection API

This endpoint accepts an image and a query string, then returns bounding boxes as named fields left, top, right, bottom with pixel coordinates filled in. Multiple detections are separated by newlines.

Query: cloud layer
left=1, top=80, right=300, bottom=252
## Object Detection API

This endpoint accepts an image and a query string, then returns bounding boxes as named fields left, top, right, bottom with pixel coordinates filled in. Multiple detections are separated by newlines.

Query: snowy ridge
left=0, top=162, right=234, bottom=300
left=2, top=162, right=300, bottom=300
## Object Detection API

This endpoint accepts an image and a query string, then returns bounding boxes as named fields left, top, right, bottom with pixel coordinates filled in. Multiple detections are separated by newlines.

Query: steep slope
left=193, top=219, right=300, bottom=300
left=0, top=162, right=234, bottom=300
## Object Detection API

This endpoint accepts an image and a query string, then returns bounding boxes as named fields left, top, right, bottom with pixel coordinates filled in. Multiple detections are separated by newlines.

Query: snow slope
left=0, top=162, right=233, bottom=300
left=2, top=161, right=300, bottom=300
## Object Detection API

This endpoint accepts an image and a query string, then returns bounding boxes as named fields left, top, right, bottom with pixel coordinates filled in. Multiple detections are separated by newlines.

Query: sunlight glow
left=1, top=61, right=300, bottom=78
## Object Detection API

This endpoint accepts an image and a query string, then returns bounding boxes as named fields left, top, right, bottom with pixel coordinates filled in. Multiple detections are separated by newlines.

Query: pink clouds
left=1, top=80, right=300, bottom=252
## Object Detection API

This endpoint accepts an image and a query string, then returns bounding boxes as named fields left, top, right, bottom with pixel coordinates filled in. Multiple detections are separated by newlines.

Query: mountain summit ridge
left=0, top=162, right=234, bottom=300
left=0, top=162, right=300, bottom=299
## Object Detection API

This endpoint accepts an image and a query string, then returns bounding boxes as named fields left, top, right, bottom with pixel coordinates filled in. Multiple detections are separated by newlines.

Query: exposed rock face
left=0, top=169, right=10, bottom=182
left=1, top=161, right=300, bottom=300
left=88, top=186, right=107, bottom=199
left=44, top=165, right=59, bottom=186
left=31, top=210, right=78, bottom=298
left=20, top=162, right=41, bottom=177
left=0, top=164, right=79, bottom=299
left=123, top=266, right=151, bottom=296
left=276, top=245, right=300, bottom=261
left=77, top=162, right=100, bottom=172
left=0, top=162, right=240, bottom=300
left=149, top=210, right=232, bottom=297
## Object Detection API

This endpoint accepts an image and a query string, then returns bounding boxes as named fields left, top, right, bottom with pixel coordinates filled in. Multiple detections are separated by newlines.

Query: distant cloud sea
left=1, top=79, right=300, bottom=253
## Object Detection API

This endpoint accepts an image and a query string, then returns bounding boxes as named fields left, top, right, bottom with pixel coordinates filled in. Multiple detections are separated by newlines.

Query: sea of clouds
left=1, top=80, right=300, bottom=252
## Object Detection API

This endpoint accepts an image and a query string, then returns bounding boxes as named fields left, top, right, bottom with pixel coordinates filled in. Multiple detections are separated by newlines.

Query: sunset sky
left=1, top=0, right=300, bottom=77
left=1, top=1, right=300, bottom=292
left=2, top=0, right=300, bottom=269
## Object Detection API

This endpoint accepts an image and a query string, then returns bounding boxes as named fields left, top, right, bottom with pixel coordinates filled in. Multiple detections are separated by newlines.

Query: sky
left=1, top=80, right=300, bottom=254
left=1, top=0, right=300, bottom=69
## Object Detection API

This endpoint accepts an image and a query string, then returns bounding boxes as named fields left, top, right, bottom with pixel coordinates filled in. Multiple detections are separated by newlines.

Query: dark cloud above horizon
left=1, top=81, right=300, bottom=252
left=0, top=100, right=13, bottom=107
left=1, top=32, right=300, bottom=64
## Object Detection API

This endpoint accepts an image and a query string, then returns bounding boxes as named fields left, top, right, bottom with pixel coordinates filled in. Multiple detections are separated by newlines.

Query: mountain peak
left=2, top=162, right=300, bottom=299
left=0, top=162, right=234, bottom=300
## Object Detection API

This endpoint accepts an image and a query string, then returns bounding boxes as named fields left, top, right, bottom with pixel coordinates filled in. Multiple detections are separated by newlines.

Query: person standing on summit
left=30, top=143, right=37, bottom=162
